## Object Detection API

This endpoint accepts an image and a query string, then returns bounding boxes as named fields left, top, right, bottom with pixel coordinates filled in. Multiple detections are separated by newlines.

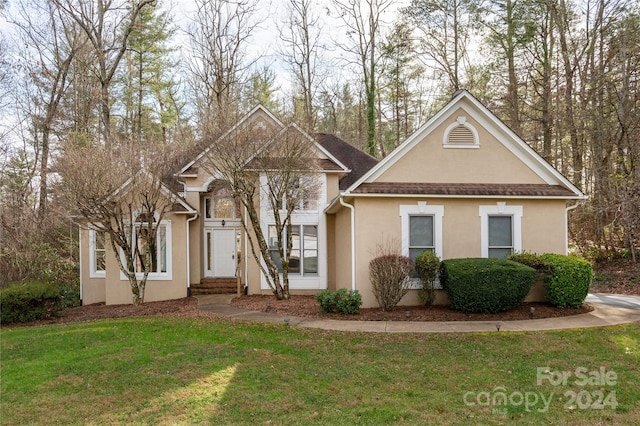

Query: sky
left=0, top=0, right=408, bottom=154
left=167, top=0, right=407, bottom=93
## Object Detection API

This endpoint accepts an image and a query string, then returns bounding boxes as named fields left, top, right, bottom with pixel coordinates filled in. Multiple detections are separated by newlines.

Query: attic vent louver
left=448, top=125, right=474, bottom=144
left=443, top=116, right=479, bottom=149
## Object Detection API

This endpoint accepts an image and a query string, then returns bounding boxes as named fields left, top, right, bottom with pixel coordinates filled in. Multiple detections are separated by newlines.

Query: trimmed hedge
left=0, top=281, right=62, bottom=324
left=508, top=252, right=552, bottom=273
left=440, top=258, right=536, bottom=313
left=315, top=289, right=362, bottom=314
left=541, top=253, right=592, bottom=308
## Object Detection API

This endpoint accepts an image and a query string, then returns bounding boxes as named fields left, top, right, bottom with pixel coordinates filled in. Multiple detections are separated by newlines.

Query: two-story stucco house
left=79, top=90, right=586, bottom=308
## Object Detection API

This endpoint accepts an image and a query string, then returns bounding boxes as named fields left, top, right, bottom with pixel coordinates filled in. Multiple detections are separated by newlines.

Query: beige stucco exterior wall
left=245, top=190, right=264, bottom=295
left=331, top=205, right=353, bottom=292
left=325, top=174, right=341, bottom=201
left=79, top=228, right=106, bottom=305
left=102, top=212, right=189, bottom=305
left=185, top=190, right=202, bottom=288
left=377, top=108, right=546, bottom=185
left=343, top=197, right=568, bottom=308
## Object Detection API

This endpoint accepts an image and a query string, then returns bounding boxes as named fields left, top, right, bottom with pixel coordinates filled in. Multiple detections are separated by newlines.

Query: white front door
left=204, top=228, right=237, bottom=277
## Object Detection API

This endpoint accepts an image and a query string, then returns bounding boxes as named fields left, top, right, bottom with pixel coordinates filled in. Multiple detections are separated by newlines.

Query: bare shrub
left=368, top=243, right=414, bottom=312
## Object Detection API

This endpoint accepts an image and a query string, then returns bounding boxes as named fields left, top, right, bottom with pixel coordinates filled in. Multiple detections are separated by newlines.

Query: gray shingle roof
left=315, top=133, right=379, bottom=190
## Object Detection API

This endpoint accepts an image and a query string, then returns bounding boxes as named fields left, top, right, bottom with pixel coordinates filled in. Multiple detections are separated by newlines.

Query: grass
left=1, top=317, right=639, bottom=425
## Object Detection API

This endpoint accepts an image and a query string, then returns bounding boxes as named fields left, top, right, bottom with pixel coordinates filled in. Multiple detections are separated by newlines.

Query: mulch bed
left=230, top=295, right=594, bottom=322
left=6, top=297, right=223, bottom=328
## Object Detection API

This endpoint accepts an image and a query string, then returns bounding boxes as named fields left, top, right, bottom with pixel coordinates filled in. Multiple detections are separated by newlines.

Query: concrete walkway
left=195, top=293, right=640, bottom=333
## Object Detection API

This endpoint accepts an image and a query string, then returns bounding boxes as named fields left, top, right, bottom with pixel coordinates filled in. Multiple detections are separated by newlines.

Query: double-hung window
left=400, top=203, right=444, bottom=260
left=409, top=215, right=435, bottom=263
left=120, top=213, right=172, bottom=280
left=89, top=229, right=106, bottom=277
left=479, top=203, right=522, bottom=259
left=400, top=203, right=444, bottom=285
left=488, top=215, right=513, bottom=259
left=134, top=222, right=168, bottom=273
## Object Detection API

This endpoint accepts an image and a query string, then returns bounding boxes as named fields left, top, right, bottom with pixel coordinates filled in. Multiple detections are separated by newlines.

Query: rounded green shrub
left=440, top=258, right=536, bottom=314
left=508, top=252, right=552, bottom=273
left=315, top=289, right=362, bottom=314
left=540, top=253, right=592, bottom=308
left=415, top=250, right=440, bottom=306
left=0, top=281, right=62, bottom=324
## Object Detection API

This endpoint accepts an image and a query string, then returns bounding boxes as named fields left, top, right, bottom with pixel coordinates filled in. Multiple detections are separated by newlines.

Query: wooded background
left=0, top=0, right=638, bottom=286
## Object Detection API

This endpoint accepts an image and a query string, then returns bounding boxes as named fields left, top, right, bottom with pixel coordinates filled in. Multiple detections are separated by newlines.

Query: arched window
left=204, top=182, right=237, bottom=220
left=443, top=116, right=479, bottom=148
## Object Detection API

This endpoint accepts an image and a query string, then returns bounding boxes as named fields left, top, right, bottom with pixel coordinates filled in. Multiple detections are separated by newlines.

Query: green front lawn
left=1, top=318, right=638, bottom=425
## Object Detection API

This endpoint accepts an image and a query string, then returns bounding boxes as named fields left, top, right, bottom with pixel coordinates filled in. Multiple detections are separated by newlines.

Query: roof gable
left=346, top=90, right=585, bottom=199
left=178, top=106, right=350, bottom=184
left=178, top=105, right=283, bottom=175
left=107, top=169, right=197, bottom=214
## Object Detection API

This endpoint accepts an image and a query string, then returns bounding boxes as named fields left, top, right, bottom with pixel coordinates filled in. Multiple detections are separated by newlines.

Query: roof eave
left=346, top=192, right=588, bottom=200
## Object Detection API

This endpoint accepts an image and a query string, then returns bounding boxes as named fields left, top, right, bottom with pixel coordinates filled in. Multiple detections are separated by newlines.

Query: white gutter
left=186, top=213, right=199, bottom=295
left=339, top=196, right=357, bottom=291
left=565, top=201, right=584, bottom=254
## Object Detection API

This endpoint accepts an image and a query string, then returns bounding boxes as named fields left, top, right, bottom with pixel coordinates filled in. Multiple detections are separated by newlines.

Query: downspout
left=243, top=205, right=249, bottom=295
left=186, top=212, right=199, bottom=297
left=339, top=196, right=356, bottom=291
left=78, top=226, right=83, bottom=305
left=565, top=200, right=583, bottom=255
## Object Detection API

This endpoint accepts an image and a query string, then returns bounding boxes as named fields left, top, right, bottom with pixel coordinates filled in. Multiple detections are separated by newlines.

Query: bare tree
left=333, top=0, right=393, bottom=157
left=379, top=19, right=423, bottom=149
left=278, top=0, right=325, bottom=131
left=51, top=0, right=156, bottom=149
left=8, top=0, right=86, bottom=223
left=402, top=0, right=480, bottom=93
left=201, top=117, right=320, bottom=300
left=58, top=139, right=180, bottom=304
left=550, top=0, right=585, bottom=187
left=0, top=34, right=11, bottom=149
left=188, top=0, right=260, bottom=133
left=480, top=0, right=538, bottom=136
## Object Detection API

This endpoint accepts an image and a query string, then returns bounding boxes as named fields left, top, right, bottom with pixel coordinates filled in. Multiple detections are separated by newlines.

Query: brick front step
left=191, top=278, right=238, bottom=295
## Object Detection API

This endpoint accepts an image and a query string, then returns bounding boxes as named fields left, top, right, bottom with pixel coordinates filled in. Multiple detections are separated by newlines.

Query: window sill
left=443, top=144, right=479, bottom=149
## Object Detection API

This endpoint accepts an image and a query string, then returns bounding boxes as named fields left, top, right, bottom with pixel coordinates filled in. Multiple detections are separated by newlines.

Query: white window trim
left=266, top=224, right=319, bottom=277
left=443, top=116, right=480, bottom=149
left=400, top=202, right=444, bottom=259
left=479, top=203, right=522, bottom=258
left=119, top=220, right=173, bottom=281
left=400, top=202, right=444, bottom=289
left=89, top=229, right=106, bottom=278
left=259, top=174, right=327, bottom=291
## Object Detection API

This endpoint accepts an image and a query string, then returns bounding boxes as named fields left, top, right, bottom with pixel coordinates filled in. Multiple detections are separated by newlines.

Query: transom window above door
left=204, top=187, right=237, bottom=219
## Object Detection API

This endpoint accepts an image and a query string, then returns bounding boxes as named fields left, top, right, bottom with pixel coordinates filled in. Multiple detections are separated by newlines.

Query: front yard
left=2, top=315, right=638, bottom=425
